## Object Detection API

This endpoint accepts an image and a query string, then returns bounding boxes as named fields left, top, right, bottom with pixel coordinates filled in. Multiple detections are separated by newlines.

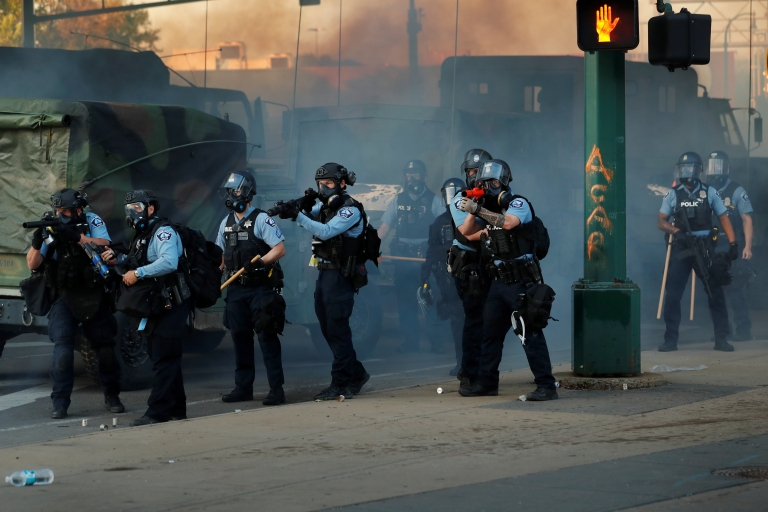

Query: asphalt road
left=0, top=319, right=572, bottom=449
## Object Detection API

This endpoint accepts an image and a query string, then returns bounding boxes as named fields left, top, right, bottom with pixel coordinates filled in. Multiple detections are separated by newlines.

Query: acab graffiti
left=585, top=144, right=614, bottom=262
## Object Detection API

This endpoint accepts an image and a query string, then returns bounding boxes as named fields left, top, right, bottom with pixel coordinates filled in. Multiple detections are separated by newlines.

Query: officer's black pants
left=394, top=261, right=422, bottom=348
left=225, top=284, right=285, bottom=392
left=724, top=257, right=752, bottom=335
left=314, top=269, right=366, bottom=387
left=454, top=273, right=491, bottom=380
left=478, top=280, right=556, bottom=390
left=47, top=298, right=120, bottom=409
left=145, top=300, right=191, bottom=421
left=663, top=243, right=729, bottom=345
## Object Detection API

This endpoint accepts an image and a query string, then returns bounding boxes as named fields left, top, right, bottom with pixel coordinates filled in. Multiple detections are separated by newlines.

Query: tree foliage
left=0, top=0, right=159, bottom=50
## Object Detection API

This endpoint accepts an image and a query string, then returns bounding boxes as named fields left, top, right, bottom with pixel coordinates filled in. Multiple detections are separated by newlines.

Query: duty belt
left=394, top=241, right=426, bottom=258
left=227, top=270, right=270, bottom=287
left=317, top=262, right=340, bottom=270
left=488, top=259, right=540, bottom=285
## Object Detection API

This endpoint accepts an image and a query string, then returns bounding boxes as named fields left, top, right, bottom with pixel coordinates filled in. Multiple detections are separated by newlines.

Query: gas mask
left=125, top=202, right=150, bottom=232
left=675, top=163, right=701, bottom=187
left=224, top=191, right=248, bottom=214
left=57, top=211, right=74, bottom=225
left=480, top=179, right=511, bottom=212
left=404, top=173, right=425, bottom=195
left=317, top=181, right=340, bottom=201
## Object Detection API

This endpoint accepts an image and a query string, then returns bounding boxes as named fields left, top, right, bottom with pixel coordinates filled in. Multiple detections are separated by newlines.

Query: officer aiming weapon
left=267, top=188, right=318, bottom=219
left=220, top=255, right=262, bottom=291
left=461, top=188, right=485, bottom=200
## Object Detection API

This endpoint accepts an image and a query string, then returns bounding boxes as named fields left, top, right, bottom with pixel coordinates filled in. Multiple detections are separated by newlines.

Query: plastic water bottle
left=5, top=469, right=54, bottom=486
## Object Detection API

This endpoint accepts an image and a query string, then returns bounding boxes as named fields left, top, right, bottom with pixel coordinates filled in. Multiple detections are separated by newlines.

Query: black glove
left=243, top=258, right=265, bottom=274
left=728, top=242, right=739, bottom=261
left=55, top=224, right=82, bottom=243
left=277, top=203, right=300, bottom=221
left=31, top=227, right=44, bottom=250
left=300, top=193, right=316, bottom=213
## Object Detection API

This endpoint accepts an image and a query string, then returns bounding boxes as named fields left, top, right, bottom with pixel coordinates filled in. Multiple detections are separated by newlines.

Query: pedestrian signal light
left=648, top=8, right=711, bottom=71
left=577, top=0, right=639, bottom=52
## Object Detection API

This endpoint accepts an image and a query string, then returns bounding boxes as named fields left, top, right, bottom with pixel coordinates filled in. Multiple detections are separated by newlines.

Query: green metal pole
left=572, top=50, right=641, bottom=376
left=22, top=0, right=34, bottom=48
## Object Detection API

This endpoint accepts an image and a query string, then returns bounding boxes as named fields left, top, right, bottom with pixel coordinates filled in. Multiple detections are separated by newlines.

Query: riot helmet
left=477, top=159, right=513, bottom=210
left=706, top=151, right=730, bottom=188
left=440, top=177, right=466, bottom=207
left=315, top=162, right=356, bottom=200
left=124, top=189, right=158, bottom=232
left=50, top=188, right=87, bottom=224
left=219, top=170, right=256, bottom=214
left=674, top=152, right=703, bottom=185
left=461, top=149, right=492, bottom=188
left=402, top=160, right=427, bottom=195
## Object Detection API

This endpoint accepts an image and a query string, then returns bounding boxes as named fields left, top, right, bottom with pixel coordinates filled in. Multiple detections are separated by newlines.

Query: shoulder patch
left=453, top=197, right=462, bottom=209
left=90, top=216, right=105, bottom=228
left=156, top=230, right=173, bottom=242
left=338, top=207, right=354, bottom=219
left=265, top=217, right=277, bottom=228
left=510, top=198, right=525, bottom=209
left=742, top=193, right=750, bottom=202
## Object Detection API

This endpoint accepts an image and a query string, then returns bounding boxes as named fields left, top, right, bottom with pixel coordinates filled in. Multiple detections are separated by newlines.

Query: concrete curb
left=555, top=371, right=668, bottom=390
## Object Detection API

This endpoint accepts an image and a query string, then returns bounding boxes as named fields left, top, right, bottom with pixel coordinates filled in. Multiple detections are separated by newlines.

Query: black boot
left=51, top=407, right=67, bottom=419
left=526, top=387, right=558, bottom=401
left=349, top=372, right=370, bottom=395
left=105, top=395, right=125, bottom=413
left=222, top=388, right=254, bottom=403
left=313, top=385, right=354, bottom=401
left=714, top=340, right=735, bottom=352
left=658, top=342, right=678, bottom=352
left=130, top=415, right=162, bottom=427
left=262, top=388, right=286, bottom=406
left=458, top=383, right=498, bottom=397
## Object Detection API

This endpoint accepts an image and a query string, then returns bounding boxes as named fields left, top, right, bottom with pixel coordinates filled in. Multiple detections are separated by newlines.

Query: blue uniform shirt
left=40, top=212, right=110, bottom=258
left=716, top=179, right=753, bottom=215
left=380, top=190, right=444, bottom=244
left=215, top=206, right=285, bottom=251
left=449, top=195, right=476, bottom=252
left=136, top=219, right=183, bottom=279
left=297, top=202, right=363, bottom=240
left=660, top=183, right=727, bottom=237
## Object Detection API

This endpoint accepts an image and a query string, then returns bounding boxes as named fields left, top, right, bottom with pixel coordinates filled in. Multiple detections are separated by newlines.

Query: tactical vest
left=223, top=209, right=272, bottom=271
left=312, top=194, right=365, bottom=267
left=431, top=211, right=455, bottom=252
left=674, top=183, right=713, bottom=233
left=717, top=179, right=745, bottom=238
left=127, top=218, right=168, bottom=271
left=45, top=222, right=104, bottom=321
left=395, top=189, right=436, bottom=240
left=483, top=223, right=536, bottom=262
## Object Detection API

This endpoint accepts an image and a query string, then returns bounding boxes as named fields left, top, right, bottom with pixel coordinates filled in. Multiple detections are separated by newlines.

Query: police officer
left=291, top=163, right=370, bottom=400
left=449, top=149, right=494, bottom=388
left=421, top=178, right=466, bottom=372
left=457, top=159, right=558, bottom=400
left=658, top=152, right=739, bottom=352
left=378, top=160, right=443, bottom=352
left=216, top=171, right=287, bottom=406
left=26, top=189, right=123, bottom=419
left=706, top=151, right=755, bottom=341
left=103, top=190, right=191, bottom=425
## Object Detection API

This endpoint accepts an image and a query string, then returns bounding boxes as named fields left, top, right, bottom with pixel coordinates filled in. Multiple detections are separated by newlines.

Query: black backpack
left=170, top=223, right=224, bottom=309
left=510, top=195, right=550, bottom=260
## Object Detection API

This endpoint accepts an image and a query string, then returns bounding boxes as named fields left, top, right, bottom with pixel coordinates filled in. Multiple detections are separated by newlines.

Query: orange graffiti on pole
left=586, top=144, right=614, bottom=262
left=596, top=5, right=620, bottom=43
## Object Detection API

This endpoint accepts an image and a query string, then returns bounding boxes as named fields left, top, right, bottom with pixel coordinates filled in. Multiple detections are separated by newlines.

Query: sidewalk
left=2, top=340, right=768, bottom=511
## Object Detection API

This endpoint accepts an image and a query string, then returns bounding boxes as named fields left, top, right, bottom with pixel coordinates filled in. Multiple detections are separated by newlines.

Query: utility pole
left=407, top=0, right=422, bottom=103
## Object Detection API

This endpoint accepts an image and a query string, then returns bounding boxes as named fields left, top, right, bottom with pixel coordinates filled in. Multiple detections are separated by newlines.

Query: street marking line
left=4, top=342, right=52, bottom=348
left=729, top=455, right=759, bottom=466
left=672, top=472, right=711, bottom=487
left=0, top=382, right=88, bottom=413
left=0, top=379, right=46, bottom=389
left=0, top=418, right=81, bottom=432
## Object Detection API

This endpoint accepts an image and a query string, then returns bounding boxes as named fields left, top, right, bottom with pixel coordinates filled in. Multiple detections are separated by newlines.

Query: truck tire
left=182, top=328, right=226, bottom=353
left=79, top=312, right=153, bottom=391
left=307, top=282, right=383, bottom=360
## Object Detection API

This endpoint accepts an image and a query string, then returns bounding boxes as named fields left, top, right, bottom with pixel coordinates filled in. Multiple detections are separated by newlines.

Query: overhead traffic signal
left=648, top=8, right=711, bottom=71
left=577, top=0, right=639, bottom=52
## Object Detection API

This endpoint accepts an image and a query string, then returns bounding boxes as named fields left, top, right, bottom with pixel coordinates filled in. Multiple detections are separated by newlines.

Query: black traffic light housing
left=648, top=6, right=711, bottom=72
left=576, top=0, right=639, bottom=52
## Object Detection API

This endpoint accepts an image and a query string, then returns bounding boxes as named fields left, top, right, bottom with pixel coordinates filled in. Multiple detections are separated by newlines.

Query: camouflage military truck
left=0, top=97, right=247, bottom=389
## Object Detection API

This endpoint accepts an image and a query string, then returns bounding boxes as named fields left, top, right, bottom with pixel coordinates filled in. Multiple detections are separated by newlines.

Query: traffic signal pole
left=572, top=50, right=641, bottom=376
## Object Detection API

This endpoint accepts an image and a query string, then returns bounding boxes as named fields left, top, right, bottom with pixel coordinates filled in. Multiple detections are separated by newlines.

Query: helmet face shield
left=441, top=183, right=460, bottom=205
left=675, top=163, right=701, bottom=181
left=706, top=158, right=727, bottom=176
left=218, top=173, right=253, bottom=199
left=477, top=161, right=510, bottom=186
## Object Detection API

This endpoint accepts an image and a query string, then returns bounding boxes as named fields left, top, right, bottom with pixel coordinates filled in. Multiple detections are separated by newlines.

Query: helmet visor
left=706, top=159, right=727, bottom=176
left=478, top=161, right=506, bottom=183
left=441, top=184, right=461, bottom=205
left=218, top=173, right=253, bottom=199
left=675, top=163, right=701, bottom=180
left=125, top=202, right=146, bottom=215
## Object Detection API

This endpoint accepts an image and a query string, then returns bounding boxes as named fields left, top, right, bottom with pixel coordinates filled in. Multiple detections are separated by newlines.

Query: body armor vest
left=45, top=222, right=104, bottom=321
left=674, top=182, right=713, bottom=233
left=395, top=189, right=436, bottom=240
left=223, top=209, right=272, bottom=271
left=127, top=218, right=167, bottom=271
left=430, top=211, right=454, bottom=252
left=483, top=223, right=535, bottom=262
left=313, top=194, right=364, bottom=266
left=717, top=179, right=745, bottom=239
